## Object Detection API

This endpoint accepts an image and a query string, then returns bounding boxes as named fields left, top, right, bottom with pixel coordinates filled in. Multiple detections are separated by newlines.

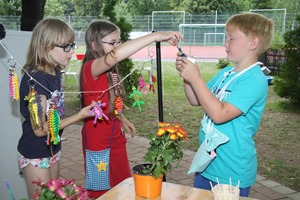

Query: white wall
left=0, top=30, right=32, bottom=200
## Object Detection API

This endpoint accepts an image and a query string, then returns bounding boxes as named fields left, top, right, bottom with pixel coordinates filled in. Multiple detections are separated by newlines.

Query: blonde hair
left=23, top=18, right=75, bottom=73
left=226, top=12, right=275, bottom=56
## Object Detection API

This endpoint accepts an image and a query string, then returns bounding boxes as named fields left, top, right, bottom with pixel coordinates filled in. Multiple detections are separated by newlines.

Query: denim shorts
left=18, top=151, right=61, bottom=169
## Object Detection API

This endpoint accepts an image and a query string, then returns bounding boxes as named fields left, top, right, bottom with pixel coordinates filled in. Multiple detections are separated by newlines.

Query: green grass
left=64, top=60, right=300, bottom=192
left=122, top=62, right=218, bottom=151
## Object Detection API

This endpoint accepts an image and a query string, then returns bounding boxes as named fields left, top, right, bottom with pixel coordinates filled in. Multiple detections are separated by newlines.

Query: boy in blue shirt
left=175, top=13, right=274, bottom=197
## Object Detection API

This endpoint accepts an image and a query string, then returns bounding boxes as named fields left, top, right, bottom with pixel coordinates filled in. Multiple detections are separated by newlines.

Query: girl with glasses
left=80, top=20, right=183, bottom=198
left=18, top=18, right=95, bottom=199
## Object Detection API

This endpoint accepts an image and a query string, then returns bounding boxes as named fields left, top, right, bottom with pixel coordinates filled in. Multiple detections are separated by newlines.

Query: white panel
left=0, top=30, right=32, bottom=200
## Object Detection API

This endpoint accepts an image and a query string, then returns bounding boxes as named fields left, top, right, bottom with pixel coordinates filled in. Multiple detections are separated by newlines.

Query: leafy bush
left=216, top=58, right=230, bottom=69
left=274, top=16, right=300, bottom=103
left=102, top=0, right=139, bottom=99
left=116, top=18, right=139, bottom=100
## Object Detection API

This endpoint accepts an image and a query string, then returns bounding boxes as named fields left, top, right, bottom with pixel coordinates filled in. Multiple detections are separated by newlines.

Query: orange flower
left=166, top=127, right=176, bottom=134
left=156, top=122, right=189, bottom=140
left=144, top=122, right=189, bottom=179
left=176, top=128, right=189, bottom=140
left=157, top=128, right=166, bottom=136
left=169, top=133, right=178, bottom=140
left=173, top=123, right=181, bottom=129
left=158, top=122, right=170, bottom=127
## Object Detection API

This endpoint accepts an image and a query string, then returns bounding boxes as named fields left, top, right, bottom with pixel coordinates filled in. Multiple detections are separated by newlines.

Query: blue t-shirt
left=18, top=70, right=64, bottom=159
left=200, top=65, right=268, bottom=188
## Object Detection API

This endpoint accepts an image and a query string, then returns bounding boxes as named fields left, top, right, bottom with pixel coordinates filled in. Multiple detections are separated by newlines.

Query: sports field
left=130, top=45, right=226, bottom=61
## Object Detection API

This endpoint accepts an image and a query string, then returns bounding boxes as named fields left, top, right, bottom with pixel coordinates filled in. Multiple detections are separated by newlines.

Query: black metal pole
left=155, top=41, right=167, bottom=182
left=155, top=41, right=163, bottom=123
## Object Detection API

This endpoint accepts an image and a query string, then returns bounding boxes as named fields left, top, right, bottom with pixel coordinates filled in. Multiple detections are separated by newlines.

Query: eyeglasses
left=56, top=42, right=76, bottom=52
left=102, top=40, right=122, bottom=47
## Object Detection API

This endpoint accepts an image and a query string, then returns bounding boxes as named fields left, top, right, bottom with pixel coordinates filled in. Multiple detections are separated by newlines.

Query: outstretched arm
left=32, top=97, right=95, bottom=137
left=91, top=31, right=183, bottom=78
left=60, top=101, right=95, bottom=129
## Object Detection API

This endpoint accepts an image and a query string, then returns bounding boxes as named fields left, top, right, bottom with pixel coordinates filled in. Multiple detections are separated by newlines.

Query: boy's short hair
left=226, top=12, right=275, bottom=56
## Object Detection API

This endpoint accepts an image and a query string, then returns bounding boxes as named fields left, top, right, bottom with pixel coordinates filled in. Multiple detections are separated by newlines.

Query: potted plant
left=132, top=122, right=189, bottom=198
left=31, top=178, right=88, bottom=200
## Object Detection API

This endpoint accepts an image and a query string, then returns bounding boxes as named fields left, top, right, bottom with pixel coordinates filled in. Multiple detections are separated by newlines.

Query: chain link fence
left=0, top=13, right=298, bottom=60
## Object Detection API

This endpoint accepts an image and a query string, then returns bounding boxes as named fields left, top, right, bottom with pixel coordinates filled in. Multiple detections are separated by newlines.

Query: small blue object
left=4, top=179, right=15, bottom=200
left=266, top=76, right=273, bottom=85
left=178, top=47, right=187, bottom=57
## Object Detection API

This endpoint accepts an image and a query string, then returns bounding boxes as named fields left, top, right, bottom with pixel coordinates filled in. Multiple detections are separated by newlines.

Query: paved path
left=60, top=125, right=300, bottom=200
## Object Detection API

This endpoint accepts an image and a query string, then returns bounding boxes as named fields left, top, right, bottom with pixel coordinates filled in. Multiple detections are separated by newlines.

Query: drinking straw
left=210, top=181, right=214, bottom=190
left=216, top=177, right=220, bottom=190
left=229, top=177, right=232, bottom=193
left=4, top=179, right=15, bottom=200
left=237, top=180, right=240, bottom=188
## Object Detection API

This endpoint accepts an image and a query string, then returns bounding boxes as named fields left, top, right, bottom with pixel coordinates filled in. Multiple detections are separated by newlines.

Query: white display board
left=0, top=30, right=32, bottom=199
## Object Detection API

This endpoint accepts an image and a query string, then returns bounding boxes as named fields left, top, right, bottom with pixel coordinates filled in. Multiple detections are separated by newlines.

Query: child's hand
left=175, top=53, right=200, bottom=83
left=155, top=31, right=184, bottom=46
left=122, top=118, right=137, bottom=138
left=80, top=101, right=96, bottom=118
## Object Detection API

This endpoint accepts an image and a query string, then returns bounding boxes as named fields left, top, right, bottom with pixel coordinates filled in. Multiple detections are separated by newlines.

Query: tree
left=0, top=0, right=21, bottom=15
left=251, top=0, right=272, bottom=9
left=126, top=0, right=172, bottom=16
left=21, top=0, right=46, bottom=31
left=102, top=0, right=138, bottom=97
left=274, top=16, right=300, bottom=103
left=72, top=0, right=102, bottom=17
left=114, top=1, right=131, bottom=22
left=44, top=0, right=72, bottom=16
left=272, top=0, right=299, bottom=15
left=178, top=0, right=240, bottom=14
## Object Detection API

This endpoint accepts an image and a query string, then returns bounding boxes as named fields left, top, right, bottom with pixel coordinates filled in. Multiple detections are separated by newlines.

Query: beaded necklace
left=212, top=62, right=260, bottom=99
left=212, top=69, right=235, bottom=96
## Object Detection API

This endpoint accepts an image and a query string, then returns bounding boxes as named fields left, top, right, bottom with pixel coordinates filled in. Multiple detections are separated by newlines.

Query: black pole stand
left=155, top=41, right=164, bottom=123
left=155, top=41, right=167, bottom=182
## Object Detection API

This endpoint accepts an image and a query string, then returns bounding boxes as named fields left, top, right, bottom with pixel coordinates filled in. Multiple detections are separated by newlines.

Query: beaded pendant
left=47, top=100, right=61, bottom=145
left=24, top=86, right=43, bottom=129
left=9, top=67, right=19, bottom=101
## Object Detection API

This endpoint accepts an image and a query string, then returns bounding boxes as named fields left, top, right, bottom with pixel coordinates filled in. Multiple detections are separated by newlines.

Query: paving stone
left=258, top=179, right=281, bottom=188
left=288, top=192, right=300, bottom=200
left=257, top=174, right=266, bottom=181
left=249, top=192, right=272, bottom=200
left=272, top=185, right=297, bottom=195
left=252, top=182, right=265, bottom=189
left=254, top=186, right=285, bottom=199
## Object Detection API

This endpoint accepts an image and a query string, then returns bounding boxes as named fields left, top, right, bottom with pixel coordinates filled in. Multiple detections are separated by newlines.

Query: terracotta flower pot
left=132, top=164, right=163, bottom=199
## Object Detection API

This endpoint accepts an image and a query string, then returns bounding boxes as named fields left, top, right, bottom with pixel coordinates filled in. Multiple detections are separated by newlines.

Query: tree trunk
left=21, top=0, right=46, bottom=31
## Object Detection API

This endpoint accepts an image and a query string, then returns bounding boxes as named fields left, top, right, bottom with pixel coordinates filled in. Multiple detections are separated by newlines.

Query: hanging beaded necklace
left=212, top=62, right=260, bottom=99
left=212, top=69, right=235, bottom=96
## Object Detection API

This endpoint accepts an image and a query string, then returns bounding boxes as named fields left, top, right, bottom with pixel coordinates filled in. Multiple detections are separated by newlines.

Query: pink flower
left=79, top=193, right=89, bottom=199
left=45, top=179, right=61, bottom=191
left=32, top=178, right=88, bottom=199
left=55, top=188, right=67, bottom=198
left=32, top=178, right=43, bottom=186
left=32, top=192, right=40, bottom=200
